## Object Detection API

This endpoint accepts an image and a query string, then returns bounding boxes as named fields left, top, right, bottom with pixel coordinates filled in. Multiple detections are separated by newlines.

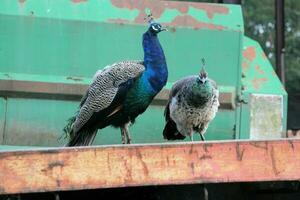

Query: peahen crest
left=199, top=58, right=208, bottom=83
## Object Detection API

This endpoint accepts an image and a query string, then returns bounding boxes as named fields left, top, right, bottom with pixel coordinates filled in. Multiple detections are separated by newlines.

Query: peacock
left=163, top=59, right=219, bottom=141
left=63, top=15, right=168, bottom=146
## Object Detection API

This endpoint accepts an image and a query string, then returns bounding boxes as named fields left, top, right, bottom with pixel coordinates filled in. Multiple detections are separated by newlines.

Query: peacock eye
left=152, top=25, right=159, bottom=31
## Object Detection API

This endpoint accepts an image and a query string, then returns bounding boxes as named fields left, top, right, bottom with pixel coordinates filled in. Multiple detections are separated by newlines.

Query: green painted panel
left=0, top=145, right=48, bottom=151
left=242, top=36, right=287, bottom=95
left=4, top=98, right=73, bottom=146
left=240, top=36, right=288, bottom=138
left=0, top=14, right=242, bottom=87
left=4, top=98, right=234, bottom=147
left=0, top=0, right=243, bottom=32
left=0, top=1, right=243, bottom=146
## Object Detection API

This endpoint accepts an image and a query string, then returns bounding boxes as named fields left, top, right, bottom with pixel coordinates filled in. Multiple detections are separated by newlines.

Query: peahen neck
left=189, top=80, right=213, bottom=107
left=142, top=30, right=168, bottom=93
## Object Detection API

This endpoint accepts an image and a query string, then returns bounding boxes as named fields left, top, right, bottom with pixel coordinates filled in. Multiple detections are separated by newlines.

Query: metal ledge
left=0, top=139, right=299, bottom=194
left=0, top=79, right=235, bottom=109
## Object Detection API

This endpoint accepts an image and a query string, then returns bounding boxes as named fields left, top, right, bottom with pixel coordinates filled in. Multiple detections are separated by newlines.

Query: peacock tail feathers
left=61, top=113, right=77, bottom=140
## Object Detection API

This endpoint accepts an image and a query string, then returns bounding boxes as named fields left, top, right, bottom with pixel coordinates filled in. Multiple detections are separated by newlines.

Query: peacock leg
left=124, top=122, right=131, bottom=144
left=120, top=126, right=126, bottom=144
left=200, top=133, right=206, bottom=141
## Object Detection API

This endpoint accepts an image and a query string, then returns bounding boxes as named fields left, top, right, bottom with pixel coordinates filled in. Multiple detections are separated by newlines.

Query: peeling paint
left=165, top=15, right=225, bottom=30
left=255, top=65, right=265, bottom=74
left=110, top=0, right=229, bottom=27
left=71, top=0, right=87, bottom=3
left=235, top=143, right=245, bottom=161
left=242, top=61, right=249, bottom=70
left=252, top=77, right=268, bottom=90
left=243, top=46, right=256, bottom=61
left=270, top=146, right=280, bottom=175
left=18, top=0, right=26, bottom=3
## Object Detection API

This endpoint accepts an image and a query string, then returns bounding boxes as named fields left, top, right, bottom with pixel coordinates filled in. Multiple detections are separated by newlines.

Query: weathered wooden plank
left=1, top=139, right=299, bottom=194
left=0, top=79, right=235, bottom=109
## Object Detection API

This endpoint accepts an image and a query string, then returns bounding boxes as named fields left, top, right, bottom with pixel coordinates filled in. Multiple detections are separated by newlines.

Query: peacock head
left=145, top=14, right=167, bottom=34
left=198, top=58, right=208, bottom=84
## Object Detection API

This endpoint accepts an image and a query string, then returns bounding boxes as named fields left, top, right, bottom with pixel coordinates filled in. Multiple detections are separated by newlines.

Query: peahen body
left=64, top=17, right=168, bottom=146
left=163, top=62, right=219, bottom=141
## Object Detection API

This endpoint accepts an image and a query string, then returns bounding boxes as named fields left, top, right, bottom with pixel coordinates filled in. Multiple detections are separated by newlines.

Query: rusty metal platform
left=0, top=139, right=299, bottom=195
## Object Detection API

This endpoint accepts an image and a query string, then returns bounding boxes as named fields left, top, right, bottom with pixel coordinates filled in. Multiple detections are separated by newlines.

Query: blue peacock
left=63, top=15, right=168, bottom=146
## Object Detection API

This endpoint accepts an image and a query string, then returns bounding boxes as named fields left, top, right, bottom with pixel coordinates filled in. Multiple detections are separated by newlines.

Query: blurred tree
left=284, top=0, right=300, bottom=93
left=176, top=0, right=300, bottom=93
left=243, top=0, right=300, bottom=93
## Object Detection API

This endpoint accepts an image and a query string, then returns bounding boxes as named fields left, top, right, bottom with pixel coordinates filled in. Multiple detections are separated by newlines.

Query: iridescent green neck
left=189, top=79, right=213, bottom=106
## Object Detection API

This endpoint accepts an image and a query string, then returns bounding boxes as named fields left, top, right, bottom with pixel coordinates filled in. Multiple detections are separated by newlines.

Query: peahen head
left=145, top=14, right=167, bottom=35
left=198, top=58, right=208, bottom=84
left=192, top=59, right=212, bottom=98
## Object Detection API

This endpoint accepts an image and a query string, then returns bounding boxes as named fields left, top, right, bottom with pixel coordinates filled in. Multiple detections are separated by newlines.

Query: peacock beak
left=161, top=27, right=168, bottom=31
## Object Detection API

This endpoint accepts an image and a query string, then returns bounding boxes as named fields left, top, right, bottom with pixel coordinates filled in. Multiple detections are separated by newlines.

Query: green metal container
left=0, top=0, right=287, bottom=147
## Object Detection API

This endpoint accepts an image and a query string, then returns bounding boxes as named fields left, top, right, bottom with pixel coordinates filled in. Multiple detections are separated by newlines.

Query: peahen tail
left=62, top=115, right=97, bottom=146
left=163, top=103, right=186, bottom=140
left=163, top=119, right=186, bottom=140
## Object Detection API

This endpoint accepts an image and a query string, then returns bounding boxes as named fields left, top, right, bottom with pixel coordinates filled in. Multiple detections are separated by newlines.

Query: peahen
left=64, top=15, right=168, bottom=146
left=163, top=59, right=219, bottom=141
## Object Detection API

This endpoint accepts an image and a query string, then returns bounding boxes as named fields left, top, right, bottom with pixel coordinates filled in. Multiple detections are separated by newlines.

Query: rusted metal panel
left=1, top=0, right=242, bottom=32
left=0, top=139, right=299, bottom=194
left=0, top=79, right=235, bottom=109
left=240, top=36, right=288, bottom=139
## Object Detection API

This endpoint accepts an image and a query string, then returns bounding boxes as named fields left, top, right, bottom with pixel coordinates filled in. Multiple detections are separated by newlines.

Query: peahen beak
left=199, top=76, right=207, bottom=84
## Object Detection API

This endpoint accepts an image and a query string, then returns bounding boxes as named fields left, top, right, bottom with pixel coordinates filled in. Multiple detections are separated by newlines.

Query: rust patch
left=165, top=15, right=225, bottom=30
left=107, top=18, right=130, bottom=24
left=111, top=0, right=229, bottom=24
left=203, top=143, right=213, bottom=153
left=19, top=0, right=26, bottom=3
left=252, top=77, right=268, bottom=90
left=190, top=3, right=229, bottom=19
left=48, top=160, right=64, bottom=169
left=135, top=149, right=149, bottom=176
left=199, top=155, right=212, bottom=160
left=107, top=153, right=112, bottom=173
left=235, top=143, right=245, bottom=161
left=190, top=162, right=195, bottom=175
left=122, top=156, right=133, bottom=182
left=71, top=0, right=87, bottom=3
left=270, top=146, right=280, bottom=175
left=242, top=61, right=249, bottom=70
left=178, top=6, right=189, bottom=14
left=287, top=140, right=294, bottom=151
left=243, top=46, right=256, bottom=61
left=255, top=65, right=265, bottom=74
left=249, top=141, right=268, bottom=150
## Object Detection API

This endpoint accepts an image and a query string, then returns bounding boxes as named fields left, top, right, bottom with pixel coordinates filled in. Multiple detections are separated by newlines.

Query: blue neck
left=142, top=31, right=168, bottom=93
